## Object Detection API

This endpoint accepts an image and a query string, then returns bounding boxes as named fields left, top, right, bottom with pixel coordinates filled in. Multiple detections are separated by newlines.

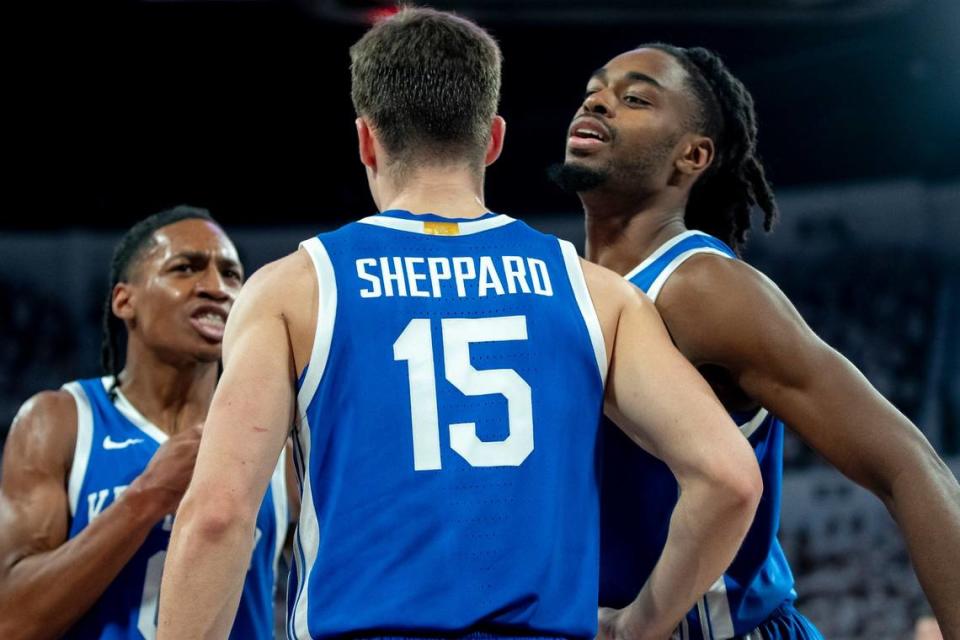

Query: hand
left=130, top=424, right=204, bottom=518
left=597, top=607, right=622, bottom=640
left=598, top=606, right=673, bottom=640
left=596, top=607, right=645, bottom=640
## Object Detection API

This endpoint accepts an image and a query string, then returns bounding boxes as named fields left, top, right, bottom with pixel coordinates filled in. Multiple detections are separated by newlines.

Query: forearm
left=884, top=456, right=960, bottom=638
left=621, top=478, right=757, bottom=640
left=158, top=502, right=257, bottom=640
left=0, top=491, right=159, bottom=639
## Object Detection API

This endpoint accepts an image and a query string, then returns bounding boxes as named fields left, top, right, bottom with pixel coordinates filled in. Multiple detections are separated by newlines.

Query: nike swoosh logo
left=103, top=435, right=144, bottom=450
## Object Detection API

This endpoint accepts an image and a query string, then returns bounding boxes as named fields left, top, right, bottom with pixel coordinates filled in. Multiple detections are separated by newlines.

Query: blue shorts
left=739, top=604, right=823, bottom=640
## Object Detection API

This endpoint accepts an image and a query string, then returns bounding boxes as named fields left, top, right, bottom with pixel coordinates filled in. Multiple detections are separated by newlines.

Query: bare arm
left=585, top=262, right=762, bottom=640
left=659, top=255, right=960, bottom=636
left=159, top=255, right=308, bottom=640
left=0, top=392, right=198, bottom=639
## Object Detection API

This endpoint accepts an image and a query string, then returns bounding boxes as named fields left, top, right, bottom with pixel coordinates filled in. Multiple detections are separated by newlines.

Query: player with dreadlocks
left=552, top=45, right=960, bottom=639
left=0, top=206, right=292, bottom=639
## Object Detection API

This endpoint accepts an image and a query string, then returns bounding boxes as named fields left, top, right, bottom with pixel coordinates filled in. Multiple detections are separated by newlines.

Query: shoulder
left=582, top=257, right=650, bottom=322
left=241, top=250, right=315, bottom=302
left=581, top=257, right=639, bottom=305
left=231, top=250, right=317, bottom=325
left=655, top=252, right=809, bottom=365
left=658, top=251, right=796, bottom=318
left=581, top=258, right=661, bottom=351
left=3, top=390, right=78, bottom=474
left=225, top=250, right=318, bottom=375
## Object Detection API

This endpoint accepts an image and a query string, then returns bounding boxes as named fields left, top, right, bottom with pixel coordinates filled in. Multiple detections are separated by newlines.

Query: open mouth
left=189, top=307, right=228, bottom=342
left=568, top=118, right=611, bottom=152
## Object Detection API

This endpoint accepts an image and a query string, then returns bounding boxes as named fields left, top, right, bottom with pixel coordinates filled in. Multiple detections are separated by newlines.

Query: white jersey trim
left=104, top=377, right=169, bottom=444
left=703, top=575, right=736, bottom=638
left=270, top=446, right=289, bottom=578
left=62, top=382, right=93, bottom=518
left=558, top=240, right=608, bottom=386
left=297, top=238, right=338, bottom=410
left=623, top=230, right=708, bottom=282
left=291, top=236, right=337, bottom=640
left=646, top=247, right=733, bottom=302
left=696, top=598, right=711, bottom=639
left=356, top=213, right=516, bottom=236
left=739, top=408, right=769, bottom=440
left=291, top=413, right=320, bottom=640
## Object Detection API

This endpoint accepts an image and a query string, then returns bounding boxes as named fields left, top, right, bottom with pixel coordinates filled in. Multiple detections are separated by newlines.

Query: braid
left=100, top=205, right=217, bottom=398
left=100, top=294, right=123, bottom=398
left=643, top=43, right=778, bottom=254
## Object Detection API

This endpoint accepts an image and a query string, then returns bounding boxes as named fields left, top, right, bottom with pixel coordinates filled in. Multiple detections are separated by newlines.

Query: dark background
left=8, top=0, right=959, bottom=230
left=3, top=1, right=959, bottom=637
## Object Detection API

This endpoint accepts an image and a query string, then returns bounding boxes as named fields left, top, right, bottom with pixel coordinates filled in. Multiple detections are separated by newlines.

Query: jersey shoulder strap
left=624, top=230, right=735, bottom=301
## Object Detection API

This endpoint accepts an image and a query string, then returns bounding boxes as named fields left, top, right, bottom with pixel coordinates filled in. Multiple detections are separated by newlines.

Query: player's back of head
left=349, top=7, right=502, bottom=173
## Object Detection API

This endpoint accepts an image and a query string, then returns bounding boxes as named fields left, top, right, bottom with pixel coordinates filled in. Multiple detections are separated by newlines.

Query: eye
left=171, top=263, right=195, bottom=273
left=584, top=88, right=599, bottom=100
left=223, top=269, right=243, bottom=281
left=623, top=94, right=651, bottom=107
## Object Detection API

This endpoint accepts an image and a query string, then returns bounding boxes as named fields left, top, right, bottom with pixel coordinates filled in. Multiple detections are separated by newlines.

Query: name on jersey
left=355, top=256, right=553, bottom=299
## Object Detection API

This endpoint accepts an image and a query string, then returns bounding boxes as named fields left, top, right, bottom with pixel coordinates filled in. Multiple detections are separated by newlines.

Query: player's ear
left=356, top=117, right=378, bottom=170
left=484, top=116, right=506, bottom=167
left=112, top=282, right=135, bottom=323
left=674, top=134, right=714, bottom=178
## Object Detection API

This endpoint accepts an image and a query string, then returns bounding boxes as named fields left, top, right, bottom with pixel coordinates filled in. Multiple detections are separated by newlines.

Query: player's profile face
left=563, top=48, right=692, bottom=189
left=126, top=218, right=243, bottom=363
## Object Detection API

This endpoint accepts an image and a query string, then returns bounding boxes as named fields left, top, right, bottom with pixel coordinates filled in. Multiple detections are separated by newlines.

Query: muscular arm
left=0, top=392, right=170, bottom=639
left=159, top=254, right=310, bottom=640
left=659, top=255, right=960, bottom=636
left=585, top=262, right=762, bottom=640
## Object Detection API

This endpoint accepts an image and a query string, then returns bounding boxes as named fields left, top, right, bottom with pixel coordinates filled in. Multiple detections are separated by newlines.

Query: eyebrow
left=172, top=251, right=242, bottom=271
left=589, top=68, right=664, bottom=90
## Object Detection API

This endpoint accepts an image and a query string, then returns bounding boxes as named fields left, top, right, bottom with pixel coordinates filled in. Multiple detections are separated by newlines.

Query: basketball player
left=0, top=206, right=290, bottom=639
left=158, top=10, right=763, bottom=639
left=552, top=45, right=960, bottom=638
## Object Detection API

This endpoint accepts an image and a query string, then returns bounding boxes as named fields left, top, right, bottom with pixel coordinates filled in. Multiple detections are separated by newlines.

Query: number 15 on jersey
left=393, top=315, right=534, bottom=471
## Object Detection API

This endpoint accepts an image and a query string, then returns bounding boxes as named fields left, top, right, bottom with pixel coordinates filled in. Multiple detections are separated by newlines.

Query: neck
left=117, top=339, right=218, bottom=436
left=582, top=189, right=688, bottom=276
left=379, top=165, right=489, bottom=219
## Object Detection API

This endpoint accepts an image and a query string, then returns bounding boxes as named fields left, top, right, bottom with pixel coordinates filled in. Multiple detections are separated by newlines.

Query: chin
left=549, top=160, right=609, bottom=193
left=196, top=349, right=223, bottom=364
left=188, top=342, right=223, bottom=364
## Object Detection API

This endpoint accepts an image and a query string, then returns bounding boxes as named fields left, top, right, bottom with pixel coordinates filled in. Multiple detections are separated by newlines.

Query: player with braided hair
left=647, top=44, right=777, bottom=253
left=99, top=206, right=219, bottom=400
left=0, top=206, right=293, bottom=639
left=553, top=45, right=959, bottom=639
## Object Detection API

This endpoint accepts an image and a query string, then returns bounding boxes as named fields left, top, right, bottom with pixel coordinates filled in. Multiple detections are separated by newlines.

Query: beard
left=549, top=131, right=682, bottom=196
left=548, top=162, right=609, bottom=193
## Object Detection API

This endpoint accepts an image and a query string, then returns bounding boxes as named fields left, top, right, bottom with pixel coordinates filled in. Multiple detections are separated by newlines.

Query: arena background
left=4, top=0, right=959, bottom=637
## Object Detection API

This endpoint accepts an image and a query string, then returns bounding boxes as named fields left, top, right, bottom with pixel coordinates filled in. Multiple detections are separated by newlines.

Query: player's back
left=60, top=376, right=288, bottom=640
left=599, top=230, right=797, bottom=639
left=289, top=210, right=608, bottom=639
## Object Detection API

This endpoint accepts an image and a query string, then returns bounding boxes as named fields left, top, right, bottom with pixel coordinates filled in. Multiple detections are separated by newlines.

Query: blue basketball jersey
left=61, top=376, right=288, bottom=640
left=599, top=230, right=800, bottom=640
left=288, top=210, right=608, bottom=639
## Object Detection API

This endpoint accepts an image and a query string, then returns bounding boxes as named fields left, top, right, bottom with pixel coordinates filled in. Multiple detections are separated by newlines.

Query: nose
left=195, top=266, right=230, bottom=302
left=583, top=90, right=613, bottom=117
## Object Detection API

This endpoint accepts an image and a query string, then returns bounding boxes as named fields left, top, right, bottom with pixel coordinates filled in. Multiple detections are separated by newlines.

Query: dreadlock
left=642, top=43, right=778, bottom=255
left=100, top=205, right=217, bottom=398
